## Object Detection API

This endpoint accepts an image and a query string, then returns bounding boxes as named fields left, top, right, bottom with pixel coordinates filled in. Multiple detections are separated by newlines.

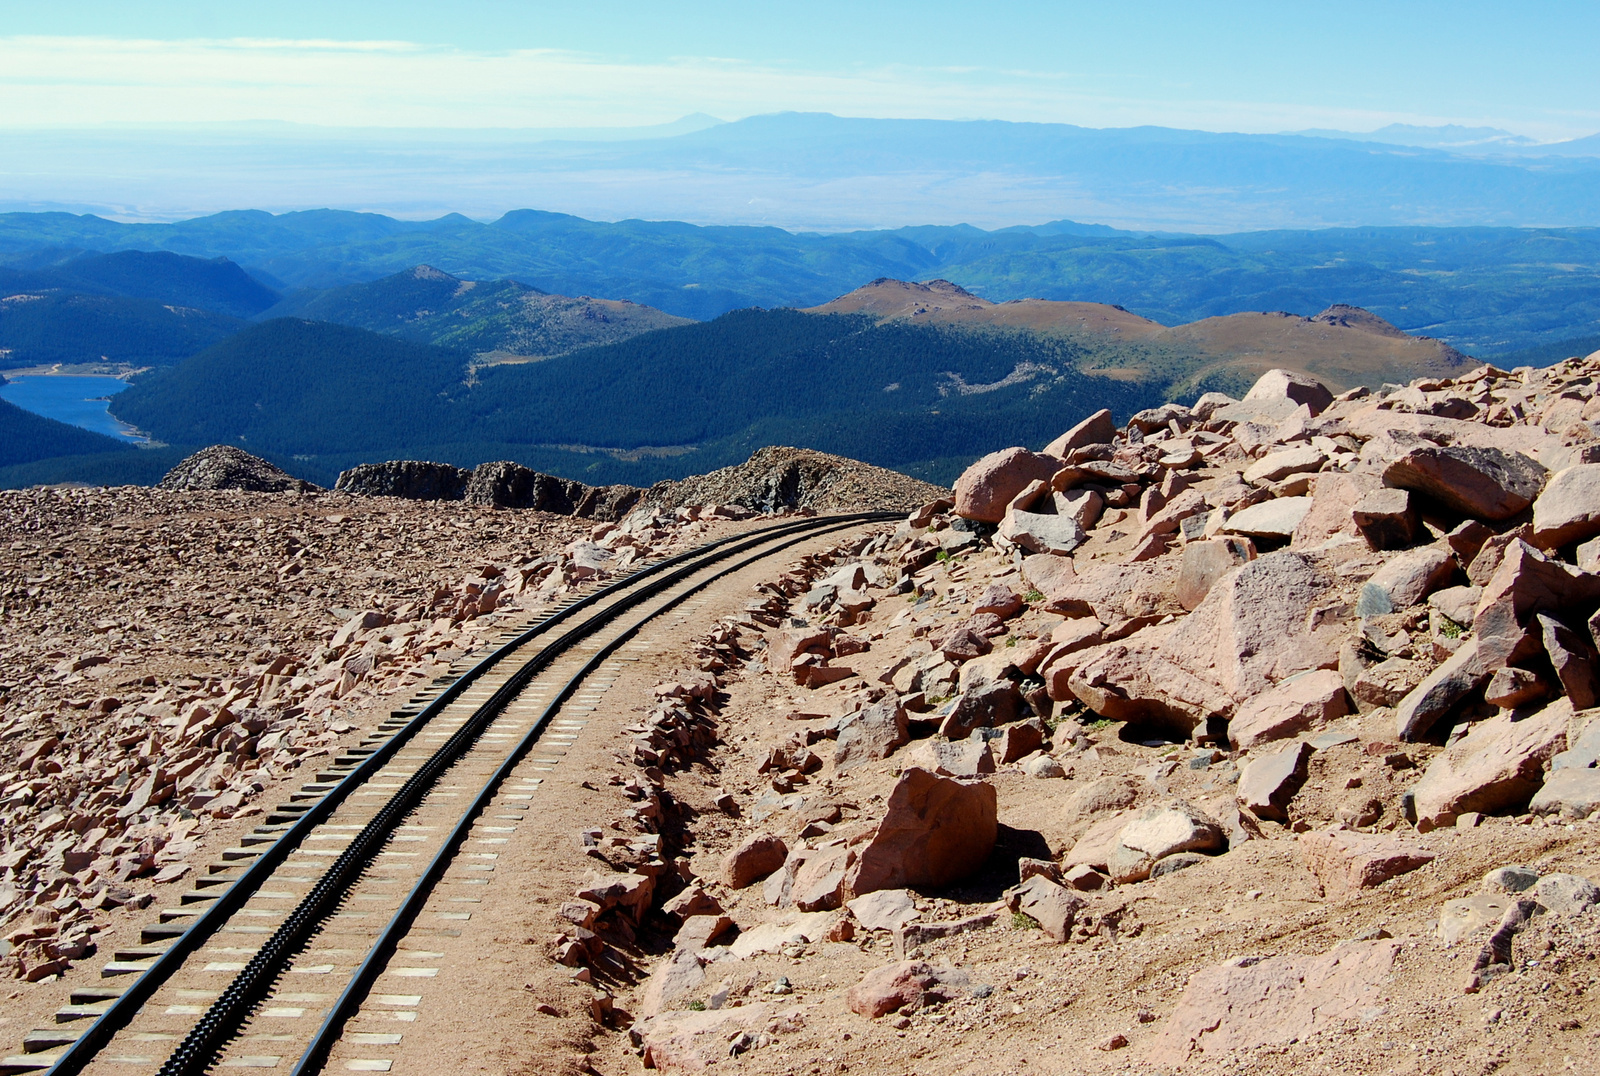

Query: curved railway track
left=18, top=511, right=893, bottom=1076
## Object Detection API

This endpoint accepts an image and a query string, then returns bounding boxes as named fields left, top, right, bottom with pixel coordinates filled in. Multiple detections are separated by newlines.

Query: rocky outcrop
left=160, top=445, right=319, bottom=493
left=335, top=459, right=472, bottom=500
left=645, top=445, right=946, bottom=514
left=335, top=458, right=642, bottom=519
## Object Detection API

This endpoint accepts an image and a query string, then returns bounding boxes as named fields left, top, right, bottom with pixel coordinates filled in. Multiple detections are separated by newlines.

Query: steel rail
left=44, top=511, right=883, bottom=1076
left=291, top=512, right=886, bottom=1074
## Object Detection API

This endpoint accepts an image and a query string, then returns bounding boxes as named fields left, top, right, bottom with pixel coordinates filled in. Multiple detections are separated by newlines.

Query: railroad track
left=15, top=511, right=893, bottom=1076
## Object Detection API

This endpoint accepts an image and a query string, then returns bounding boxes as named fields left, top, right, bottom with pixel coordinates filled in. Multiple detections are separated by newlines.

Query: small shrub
left=1006, top=635, right=1018, bottom=648
left=1024, top=588, right=1044, bottom=603
left=1438, top=616, right=1463, bottom=639
left=688, top=1000, right=706, bottom=1011
left=1086, top=717, right=1114, bottom=731
left=1011, top=912, right=1041, bottom=930
left=936, top=549, right=951, bottom=562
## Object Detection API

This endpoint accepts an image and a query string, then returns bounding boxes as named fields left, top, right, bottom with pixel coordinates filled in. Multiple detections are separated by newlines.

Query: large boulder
left=1381, top=445, right=1548, bottom=521
left=1105, top=801, right=1225, bottom=884
left=161, top=445, right=320, bottom=493
left=847, top=769, right=998, bottom=895
left=1242, top=368, right=1335, bottom=416
left=833, top=698, right=910, bottom=770
left=953, top=448, right=1061, bottom=523
left=1529, top=767, right=1600, bottom=819
left=1410, top=698, right=1571, bottom=827
left=1154, top=551, right=1346, bottom=726
left=847, top=961, right=970, bottom=1018
left=1042, top=409, right=1116, bottom=457
left=1149, top=942, right=1400, bottom=1067
left=1532, top=464, right=1600, bottom=548
left=1298, top=828, right=1435, bottom=897
left=1229, top=670, right=1350, bottom=751
left=1355, top=544, right=1456, bottom=616
left=1351, top=487, right=1421, bottom=550
left=335, top=459, right=471, bottom=499
left=1175, top=537, right=1255, bottom=611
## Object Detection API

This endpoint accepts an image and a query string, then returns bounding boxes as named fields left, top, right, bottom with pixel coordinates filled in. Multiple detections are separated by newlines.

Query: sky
left=0, top=0, right=1596, bottom=139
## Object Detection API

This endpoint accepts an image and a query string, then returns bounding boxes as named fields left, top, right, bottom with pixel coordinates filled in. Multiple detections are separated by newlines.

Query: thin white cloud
left=0, top=35, right=1589, bottom=138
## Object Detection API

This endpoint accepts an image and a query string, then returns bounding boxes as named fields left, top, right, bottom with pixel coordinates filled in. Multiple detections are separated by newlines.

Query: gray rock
left=1439, top=894, right=1515, bottom=945
left=1220, top=497, right=1314, bottom=540
left=1482, top=866, right=1540, bottom=895
left=335, top=459, right=470, bottom=499
left=1530, top=873, right=1600, bottom=916
left=1539, top=613, right=1600, bottom=709
left=1529, top=768, right=1600, bottom=819
left=1000, top=509, right=1087, bottom=556
left=1149, top=852, right=1209, bottom=879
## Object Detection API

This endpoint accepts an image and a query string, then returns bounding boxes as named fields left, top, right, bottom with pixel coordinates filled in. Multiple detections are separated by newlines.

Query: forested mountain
left=107, top=312, right=1165, bottom=487
left=0, top=250, right=279, bottom=318
left=0, top=396, right=133, bottom=467
left=0, top=292, right=245, bottom=367
left=0, top=209, right=1595, bottom=352
left=264, top=265, right=691, bottom=358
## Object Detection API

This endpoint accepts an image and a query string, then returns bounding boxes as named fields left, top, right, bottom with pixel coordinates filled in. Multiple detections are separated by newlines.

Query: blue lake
left=0, top=375, right=146, bottom=441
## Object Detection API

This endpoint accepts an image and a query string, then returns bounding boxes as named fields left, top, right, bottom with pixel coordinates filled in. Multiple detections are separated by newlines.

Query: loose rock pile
left=587, top=360, right=1600, bottom=1073
left=0, top=485, right=710, bottom=981
left=644, top=446, right=947, bottom=514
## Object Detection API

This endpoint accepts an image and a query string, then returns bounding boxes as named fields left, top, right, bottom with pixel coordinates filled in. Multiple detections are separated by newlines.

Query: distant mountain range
left=2, top=209, right=1600, bottom=354
left=93, top=279, right=1477, bottom=491
left=4, top=112, right=1599, bottom=233
left=1286, top=123, right=1600, bottom=157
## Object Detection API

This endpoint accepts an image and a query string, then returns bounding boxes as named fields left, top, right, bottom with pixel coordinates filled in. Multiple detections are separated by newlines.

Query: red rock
left=1229, top=670, right=1350, bottom=751
left=1381, top=445, right=1547, bottom=521
left=661, top=884, right=723, bottom=924
left=1351, top=486, right=1422, bottom=550
left=1007, top=874, right=1084, bottom=941
left=1236, top=740, right=1312, bottom=822
left=1540, top=613, right=1600, bottom=707
left=1020, top=550, right=1076, bottom=599
left=847, top=960, right=970, bottom=1017
left=574, top=872, right=654, bottom=923
left=953, top=448, right=1062, bottom=523
left=974, top=585, right=1024, bottom=619
left=848, top=768, right=998, bottom=895
left=908, top=497, right=955, bottom=528
left=792, top=843, right=857, bottom=912
left=1149, top=941, right=1400, bottom=1066
left=1532, top=464, right=1600, bottom=548
left=833, top=697, right=910, bottom=770
left=639, top=949, right=706, bottom=1018
left=721, top=834, right=789, bottom=889
left=1297, top=827, right=1435, bottom=897
left=937, top=681, right=1022, bottom=739
left=1356, top=544, right=1455, bottom=616
left=1174, top=537, right=1254, bottom=611
left=635, top=1002, right=778, bottom=1069
left=1410, top=698, right=1570, bottom=827
left=1042, top=409, right=1116, bottom=457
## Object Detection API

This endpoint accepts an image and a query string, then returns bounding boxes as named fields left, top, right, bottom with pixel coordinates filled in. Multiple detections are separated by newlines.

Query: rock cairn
left=159, top=446, right=320, bottom=494
left=644, top=446, right=947, bottom=514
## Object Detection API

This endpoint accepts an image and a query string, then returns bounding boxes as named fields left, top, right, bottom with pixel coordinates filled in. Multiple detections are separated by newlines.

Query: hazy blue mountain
left=1287, top=124, right=1540, bottom=151
left=1, top=208, right=1598, bottom=353
left=6, top=112, right=1600, bottom=233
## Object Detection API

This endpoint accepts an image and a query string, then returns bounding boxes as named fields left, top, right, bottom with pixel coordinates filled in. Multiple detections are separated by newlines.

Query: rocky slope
left=551, top=356, right=1600, bottom=1074
left=0, top=481, right=723, bottom=982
